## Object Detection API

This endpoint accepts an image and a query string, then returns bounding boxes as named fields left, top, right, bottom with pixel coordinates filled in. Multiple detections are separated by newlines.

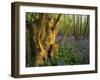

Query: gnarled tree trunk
left=27, top=13, right=62, bottom=66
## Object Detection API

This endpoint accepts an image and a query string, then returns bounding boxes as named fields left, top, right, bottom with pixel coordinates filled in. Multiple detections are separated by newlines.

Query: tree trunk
left=28, top=14, right=62, bottom=66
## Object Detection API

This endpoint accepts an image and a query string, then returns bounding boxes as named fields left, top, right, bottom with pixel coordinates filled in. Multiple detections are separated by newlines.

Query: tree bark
left=29, top=14, right=62, bottom=66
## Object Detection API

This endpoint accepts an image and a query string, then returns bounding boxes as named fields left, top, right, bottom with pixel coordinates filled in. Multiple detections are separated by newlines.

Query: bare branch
left=52, top=14, right=62, bottom=30
left=57, top=16, right=74, bottom=44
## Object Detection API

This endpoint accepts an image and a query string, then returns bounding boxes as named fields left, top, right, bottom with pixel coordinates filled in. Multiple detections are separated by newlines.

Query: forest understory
left=26, top=13, right=89, bottom=67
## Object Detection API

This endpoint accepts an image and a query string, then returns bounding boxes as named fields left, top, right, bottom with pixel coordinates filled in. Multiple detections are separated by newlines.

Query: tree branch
left=52, top=14, right=62, bottom=30
left=37, top=14, right=46, bottom=51
left=57, top=19, right=74, bottom=44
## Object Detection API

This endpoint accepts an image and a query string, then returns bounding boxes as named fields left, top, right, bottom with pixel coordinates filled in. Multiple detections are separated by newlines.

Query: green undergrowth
left=40, top=43, right=89, bottom=66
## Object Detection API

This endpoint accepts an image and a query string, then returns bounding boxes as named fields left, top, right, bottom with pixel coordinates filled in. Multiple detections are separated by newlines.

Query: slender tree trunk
left=83, top=15, right=89, bottom=40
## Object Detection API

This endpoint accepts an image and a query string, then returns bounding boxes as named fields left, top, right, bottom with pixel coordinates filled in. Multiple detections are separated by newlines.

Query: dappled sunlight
left=26, top=12, right=89, bottom=67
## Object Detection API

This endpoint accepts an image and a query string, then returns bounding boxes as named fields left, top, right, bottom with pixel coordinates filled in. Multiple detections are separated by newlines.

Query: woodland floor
left=40, top=35, right=89, bottom=66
